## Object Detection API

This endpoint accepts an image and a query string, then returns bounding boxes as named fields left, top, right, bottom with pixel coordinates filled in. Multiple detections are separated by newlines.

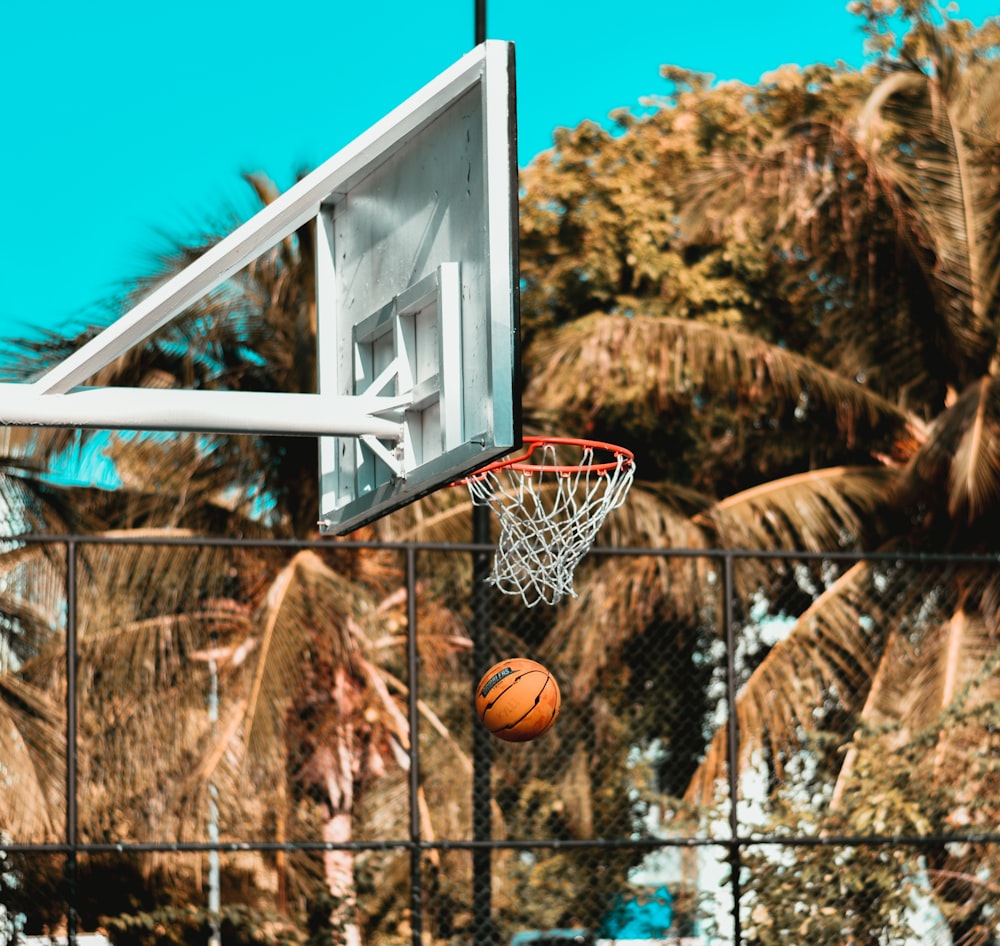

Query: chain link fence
left=1, top=534, right=998, bottom=945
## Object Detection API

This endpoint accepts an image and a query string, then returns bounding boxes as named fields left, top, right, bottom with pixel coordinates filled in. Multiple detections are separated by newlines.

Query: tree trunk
left=320, top=674, right=361, bottom=946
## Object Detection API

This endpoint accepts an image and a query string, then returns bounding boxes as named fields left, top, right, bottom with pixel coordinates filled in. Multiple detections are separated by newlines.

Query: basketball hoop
left=461, top=436, right=635, bottom=607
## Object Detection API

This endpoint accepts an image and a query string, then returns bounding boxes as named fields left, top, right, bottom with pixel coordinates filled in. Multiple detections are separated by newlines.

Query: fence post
left=471, top=504, right=498, bottom=944
left=723, top=552, right=742, bottom=944
left=406, top=546, right=424, bottom=946
left=65, top=539, right=78, bottom=946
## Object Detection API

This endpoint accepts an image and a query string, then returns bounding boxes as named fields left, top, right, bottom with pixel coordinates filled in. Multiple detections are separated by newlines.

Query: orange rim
left=463, top=436, right=634, bottom=480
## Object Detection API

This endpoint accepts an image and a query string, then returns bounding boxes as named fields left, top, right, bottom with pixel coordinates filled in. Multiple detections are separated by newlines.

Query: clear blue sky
left=3, top=0, right=997, bottom=343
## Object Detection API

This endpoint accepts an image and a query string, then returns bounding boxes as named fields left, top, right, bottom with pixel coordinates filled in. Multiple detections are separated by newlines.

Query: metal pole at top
left=475, top=0, right=486, bottom=44
left=468, top=5, right=500, bottom=939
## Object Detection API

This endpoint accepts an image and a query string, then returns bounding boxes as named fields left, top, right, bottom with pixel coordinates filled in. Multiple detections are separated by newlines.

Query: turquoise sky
left=3, top=0, right=998, bottom=343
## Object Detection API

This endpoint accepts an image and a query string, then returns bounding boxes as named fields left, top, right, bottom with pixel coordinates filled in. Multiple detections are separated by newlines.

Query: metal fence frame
left=4, top=533, right=1000, bottom=946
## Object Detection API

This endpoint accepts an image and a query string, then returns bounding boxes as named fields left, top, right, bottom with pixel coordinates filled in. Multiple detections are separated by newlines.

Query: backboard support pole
left=0, top=384, right=405, bottom=441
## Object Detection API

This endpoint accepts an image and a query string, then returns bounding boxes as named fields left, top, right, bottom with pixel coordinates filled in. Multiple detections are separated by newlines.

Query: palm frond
left=0, top=672, right=63, bottom=840
left=0, top=542, right=66, bottom=668
left=701, top=465, right=898, bottom=550
left=239, top=550, right=370, bottom=762
left=686, top=542, right=1000, bottom=808
left=833, top=604, right=1000, bottom=810
left=901, top=374, right=1000, bottom=524
left=685, top=557, right=899, bottom=806
left=598, top=480, right=714, bottom=548
left=912, top=608, right=1000, bottom=732
left=526, top=313, right=921, bottom=443
left=374, top=482, right=474, bottom=545
left=948, top=377, right=1000, bottom=521
left=855, top=55, right=1000, bottom=372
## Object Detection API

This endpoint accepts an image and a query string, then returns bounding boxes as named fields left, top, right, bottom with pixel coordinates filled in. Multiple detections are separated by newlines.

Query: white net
left=465, top=439, right=635, bottom=607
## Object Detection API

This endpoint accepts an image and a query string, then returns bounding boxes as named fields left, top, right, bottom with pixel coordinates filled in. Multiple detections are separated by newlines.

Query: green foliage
left=304, top=889, right=348, bottom=946
left=0, top=846, right=26, bottom=942
left=740, top=740, right=926, bottom=945
left=518, top=49, right=924, bottom=493
left=743, top=841, right=921, bottom=946
left=742, top=694, right=1000, bottom=946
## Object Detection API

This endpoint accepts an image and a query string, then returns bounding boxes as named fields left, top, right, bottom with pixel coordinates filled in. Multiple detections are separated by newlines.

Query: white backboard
left=317, top=40, right=520, bottom=534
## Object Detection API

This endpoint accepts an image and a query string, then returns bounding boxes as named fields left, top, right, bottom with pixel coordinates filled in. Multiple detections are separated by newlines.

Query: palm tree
left=716, top=9, right=1000, bottom=935
left=0, top=425, right=114, bottom=846
left=509, top=0, right=1000, bottom=937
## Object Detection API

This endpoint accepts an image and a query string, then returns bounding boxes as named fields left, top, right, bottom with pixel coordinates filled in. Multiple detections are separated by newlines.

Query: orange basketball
left=475, top=657, right=561, bottom=742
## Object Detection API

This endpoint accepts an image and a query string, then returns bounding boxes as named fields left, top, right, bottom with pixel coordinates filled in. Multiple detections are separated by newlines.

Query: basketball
left=475, top=657, right=561, bottom=742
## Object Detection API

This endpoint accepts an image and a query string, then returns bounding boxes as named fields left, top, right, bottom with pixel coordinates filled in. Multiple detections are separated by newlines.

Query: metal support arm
left=0, top=383, right=406, bottom=440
